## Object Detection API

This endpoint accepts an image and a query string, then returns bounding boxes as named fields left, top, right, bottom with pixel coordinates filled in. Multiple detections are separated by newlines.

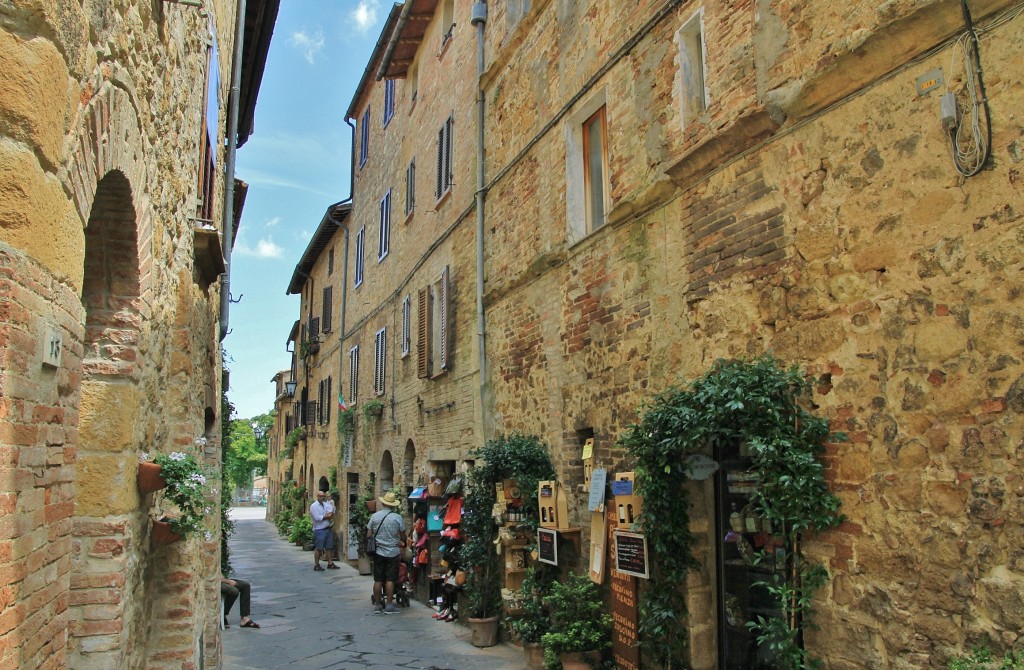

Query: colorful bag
left=443, top=496, right=463, bottom=525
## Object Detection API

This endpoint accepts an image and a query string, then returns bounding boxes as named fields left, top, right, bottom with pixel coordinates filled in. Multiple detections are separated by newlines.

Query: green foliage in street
left=224, top=412, right=272, bottom=491
left=949, top=646, right=1024, bottom=670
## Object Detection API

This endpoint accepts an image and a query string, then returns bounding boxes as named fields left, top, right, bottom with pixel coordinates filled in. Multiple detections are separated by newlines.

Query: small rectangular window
left=405, top=160, right=416, bottom=217
left=354, top=226, right=365, bottom=287
left=378, top=190, right=391, bottom=261
left=348, top=346, right=359, bottom=405
left=435, top=115, right=454, bottom=200
left=322, top=286, right=333, bottom=332
left=359, top=107, right=370, bottom=167
left=374, top=327, right=387, bottom=396
left=383, top=79, right=396, bottom=126
left=677, top=10, right=708, bottom=125
left=328, top=248, right=334, bottom=275
left=401, top=295, right=411, bottom=357
left=441, top=0, right=455, bottom=45
left=583, top=106, right=609, bottom=232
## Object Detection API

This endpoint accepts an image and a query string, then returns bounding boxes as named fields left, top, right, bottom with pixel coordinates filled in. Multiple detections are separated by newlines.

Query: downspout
left=472, top=2, right=488, bottom=442
left=219, top=0, right=247, bottom=341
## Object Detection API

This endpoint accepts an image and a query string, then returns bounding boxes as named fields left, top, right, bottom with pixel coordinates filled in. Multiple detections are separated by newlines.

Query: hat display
left=379, top=491, right=401, bottom=507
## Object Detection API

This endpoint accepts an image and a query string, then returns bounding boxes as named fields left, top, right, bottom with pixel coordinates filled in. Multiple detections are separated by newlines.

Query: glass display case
left=713, top=441, right=788, bottom=669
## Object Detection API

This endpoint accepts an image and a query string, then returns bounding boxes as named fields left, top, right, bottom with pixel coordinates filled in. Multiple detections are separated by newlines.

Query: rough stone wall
left=0, top=0, right=235, bottom=668
left=338, top=0, right=483, bottom=535
left=482, top=0, right=1024, bottom=668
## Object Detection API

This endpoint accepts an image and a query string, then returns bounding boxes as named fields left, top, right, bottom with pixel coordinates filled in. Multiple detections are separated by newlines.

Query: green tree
left=224, top=412, right=272, bottom=492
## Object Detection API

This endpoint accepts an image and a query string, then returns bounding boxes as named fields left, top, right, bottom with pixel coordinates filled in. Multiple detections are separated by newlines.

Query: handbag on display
left=443, top=496, right=463, bottom=525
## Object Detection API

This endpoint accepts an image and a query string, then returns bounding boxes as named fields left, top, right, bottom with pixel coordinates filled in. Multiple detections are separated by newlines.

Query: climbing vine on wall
left=620, top=355, right=844, bottom=669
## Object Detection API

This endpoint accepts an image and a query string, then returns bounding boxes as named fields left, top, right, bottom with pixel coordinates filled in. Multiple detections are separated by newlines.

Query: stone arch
left=379, top=450, right=395, bottom=493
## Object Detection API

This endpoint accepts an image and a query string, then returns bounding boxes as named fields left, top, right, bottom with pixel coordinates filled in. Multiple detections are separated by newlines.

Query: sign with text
left=613, top=531, right=649, bottom=579
left=685, top=453, right=720, bottom=481
left=537, top=527, right=558, bottom=566
left=608, top=509, right=640, bottom=670
left=588, top=468, right=607, bottom=512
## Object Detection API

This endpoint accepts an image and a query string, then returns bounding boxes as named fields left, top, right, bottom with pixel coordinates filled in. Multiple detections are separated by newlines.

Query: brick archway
left=64, top=82, right=156, bottom=670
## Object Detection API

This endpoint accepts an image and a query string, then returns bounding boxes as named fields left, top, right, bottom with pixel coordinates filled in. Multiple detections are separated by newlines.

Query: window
left=374, top=327, right=387, bottom=396
left=417, top=265, right=450, bottom=378
left=359, top=107, right=370, bottom=167
left=401, top=295, right=411, bottom=357
left=318, top=379, right=325, bottom=424
left=436, top=115, right=454, bottom=200
left=328, top=248, right=334, bottom=275
left=348, top=346, right=359, bottom=405
left=322, top=286, right=333, bottom=332
left=405, top=160, right=416, bottom=217
left=676, top=9, right=708, bottom=126
left=565, top=93, right=610, bottom=244
left=583, top=107, right=609, bottom=233
left=383, top=79, right=396, bottom=126
left=326, top=376, right=332, bottom=424
left=441, top=0, right=455, bottom=45
left=378, top=190, right=391, bottom=261
left=309, top=317, right=320, bottom=341
left=354, top=226, right=365, bottom=287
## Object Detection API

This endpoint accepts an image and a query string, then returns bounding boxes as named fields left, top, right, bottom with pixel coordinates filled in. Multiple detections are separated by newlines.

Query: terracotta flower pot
left=559, top=650, right=601, bottom=670
left=137, top=462, right=167, bottom=494
left=523, top=642, right=545, bottom=670
left=151, top=519, right=182, bottom=547
left=467, top=616, right=500, bottom=648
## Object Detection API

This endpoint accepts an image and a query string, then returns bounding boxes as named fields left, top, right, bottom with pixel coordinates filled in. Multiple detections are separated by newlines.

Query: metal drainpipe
left=219, top=0, right=247, bottom=342
left=339, top=118, right=356, bottom=410
left=472, top=2, right=488, bottom=442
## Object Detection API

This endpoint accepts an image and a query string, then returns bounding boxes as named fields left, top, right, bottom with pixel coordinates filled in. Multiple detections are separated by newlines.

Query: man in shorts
left=367, top=491, right=406, bottom=613
left=310, top=490, right=340, bottom=571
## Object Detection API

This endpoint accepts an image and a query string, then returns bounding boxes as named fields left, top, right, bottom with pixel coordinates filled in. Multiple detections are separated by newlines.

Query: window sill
left=438, top=31, right=453, bottom=61
left=435, top=189, right=452, bottom=210
left=404, top=210, right=415, bottom=225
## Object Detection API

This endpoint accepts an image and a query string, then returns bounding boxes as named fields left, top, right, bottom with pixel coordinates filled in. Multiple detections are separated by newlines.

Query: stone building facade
left=476, top=0, right=1024, bottom=668
left=0, top=1, right=276, bottom=668
left=276, top=0, right=1023, bottom=667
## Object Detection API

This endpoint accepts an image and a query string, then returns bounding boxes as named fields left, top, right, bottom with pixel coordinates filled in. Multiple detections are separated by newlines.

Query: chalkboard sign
left=613, top=531, right=649, bottom=579
left=537, top=528, right=558, bottom=565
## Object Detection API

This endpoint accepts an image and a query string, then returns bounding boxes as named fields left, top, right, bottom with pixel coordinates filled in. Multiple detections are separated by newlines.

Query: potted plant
left=349, top=475, right=377, bottom=575
left=508, top=568, right=554, bottom=669
left=541, top=572, right=611, bottom=669
left=362, top=398, right=384, bottom=419
left=140, top=450, right=215, bottom=545
left=463, top=566, right=502, bottom=648
left=289, top=515, right=314, bottom=548
left=338, top=407, right=356, bottom=435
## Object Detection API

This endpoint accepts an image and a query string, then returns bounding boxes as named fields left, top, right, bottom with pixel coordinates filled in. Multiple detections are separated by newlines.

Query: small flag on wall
left=338, top=393, right=347, bottom=411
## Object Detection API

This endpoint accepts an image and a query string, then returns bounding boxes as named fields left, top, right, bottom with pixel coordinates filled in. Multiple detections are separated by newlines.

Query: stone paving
left=222, top=508, right=524, bottom=670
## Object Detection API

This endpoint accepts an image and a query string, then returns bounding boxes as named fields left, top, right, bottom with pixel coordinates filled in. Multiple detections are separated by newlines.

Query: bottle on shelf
left=729, top=503, right=744, bottom=532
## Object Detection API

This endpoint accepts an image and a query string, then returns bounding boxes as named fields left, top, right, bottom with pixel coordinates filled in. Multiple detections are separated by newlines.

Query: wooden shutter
left=349, top=346, right=359, bottom=404
left=444, top=116, right=453, bottom=193
left=305, top=401, right=316, bottom=426
left=436, top=126, right=444, bottom=199
left=374, top=328, right=386, bottom=395
left=322, top=287, right=332, bottom=332
left=417, top=287, right=430, bottom=378
left=317, top=380, right=324, bottom=424
left=439, top=266, right=449, bottom=370
left=326, top=376, right=332, bottom=423
left=309, top=317, right=320, bottom=340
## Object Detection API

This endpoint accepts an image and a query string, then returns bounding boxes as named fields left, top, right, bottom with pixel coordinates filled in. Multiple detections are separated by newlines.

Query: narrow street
left=221, top=508, right=523, bottom=669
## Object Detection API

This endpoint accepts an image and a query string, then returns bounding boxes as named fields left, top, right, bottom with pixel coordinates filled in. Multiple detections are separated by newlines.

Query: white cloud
left=235, top=235, right=285, bottom=259
left=351, top=0, right=380, bottom=34
left=264, top=216, right=281, bottom=228
left=289, top=28, right=325, bottom=64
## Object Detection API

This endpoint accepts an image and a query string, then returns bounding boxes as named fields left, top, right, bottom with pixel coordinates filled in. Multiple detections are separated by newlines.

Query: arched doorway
left=379, top=451, right=395, bottom=494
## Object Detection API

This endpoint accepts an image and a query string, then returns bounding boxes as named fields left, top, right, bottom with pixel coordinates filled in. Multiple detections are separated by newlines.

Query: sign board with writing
left=608, top=509, right=640, bottom=670
left=685, top=453, right=719, bottom=480
left=613, top=531, right=649, bottom=579
left=537, top=527, right=558, bottom=566
left=588, top=468, right=607, bottom=512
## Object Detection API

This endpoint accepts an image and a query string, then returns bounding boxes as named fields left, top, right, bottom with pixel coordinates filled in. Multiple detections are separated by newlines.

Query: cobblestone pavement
left=222, top=508, right=524, bottom=670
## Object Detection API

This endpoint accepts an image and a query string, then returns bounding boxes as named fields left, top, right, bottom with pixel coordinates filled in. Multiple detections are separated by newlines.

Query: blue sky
left=225, top=0, right=385, bottom=421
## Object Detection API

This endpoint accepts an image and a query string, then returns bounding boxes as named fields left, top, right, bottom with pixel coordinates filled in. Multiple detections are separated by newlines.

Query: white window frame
left=383, top=79, right=396, bottom=126
left=348, top=345, right=359, bottom=405
left=401, top=295, right=411, bottom=357
left=354, top=226, right=365, bottom=286
left=374, top=327, right=387, bottom=396
left=359, top=107, right=370, bottom=167
left=565, top=90, right=609, bottom=245
left=436, top=115, right=454, bottom=200
left=378, top=190, right=391, bottom=261
left=675, top=8, right=709, bottom=127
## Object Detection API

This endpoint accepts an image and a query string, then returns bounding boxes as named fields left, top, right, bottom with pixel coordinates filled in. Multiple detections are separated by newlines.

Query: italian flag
left=338, top=393, right=347, bottom=411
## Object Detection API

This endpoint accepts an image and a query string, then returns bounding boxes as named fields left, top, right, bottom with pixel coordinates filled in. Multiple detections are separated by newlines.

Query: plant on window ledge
left=281, top=426, right=305, bottom=461
left=338, top=407, right=356, bottom=434
left=140, top=449, right=215, bottom=540
left=299, top=338, right=320, bottom=361
left=362, top=398, right=384, bottom=420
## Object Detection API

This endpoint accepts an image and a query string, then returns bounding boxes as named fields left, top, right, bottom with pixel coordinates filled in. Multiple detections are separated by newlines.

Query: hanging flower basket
left=151, top=518, right=183, bottom=547
left=137, top=462, right=167, bottom=494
